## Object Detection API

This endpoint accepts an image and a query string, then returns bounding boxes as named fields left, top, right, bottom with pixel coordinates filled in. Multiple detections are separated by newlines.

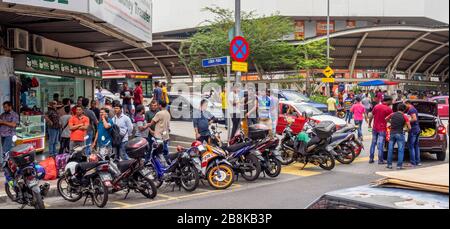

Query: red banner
left=294, top=20, right=305, bottom=40
left=316, top=21, right=335, bottom=36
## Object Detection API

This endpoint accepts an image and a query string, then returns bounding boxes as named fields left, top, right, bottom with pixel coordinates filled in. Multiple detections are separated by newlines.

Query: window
left=435, top=99, right=447, bottom=105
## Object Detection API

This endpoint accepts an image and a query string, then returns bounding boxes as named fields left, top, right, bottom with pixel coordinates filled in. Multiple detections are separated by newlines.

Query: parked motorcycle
left=3, top=138, right=49, bottom=209
left=254, top=137, right=283, bottom=178
left=189, top=141, right=235, bottom=190
left=145, top=138, right=200, bottom=192
left=279, top=114, right=336, bottom=171
left=334, top=124, right=364, bottom=158
left=90, top=138, right=157, bottom=200
left=57, top=143, right=112, bottom=208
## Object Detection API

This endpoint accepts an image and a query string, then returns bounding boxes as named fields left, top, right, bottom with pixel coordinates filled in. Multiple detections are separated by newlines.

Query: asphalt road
left=1, top=120, right=448, bottom=209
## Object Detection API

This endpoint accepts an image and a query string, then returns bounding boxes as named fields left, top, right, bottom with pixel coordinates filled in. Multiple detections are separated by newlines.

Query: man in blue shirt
left=405, top=100, right=421, bottom=166
left=153, top=81, right=163, bottom=104
left=92, top=108, right=113, bottom=155
left=193, top=99, right=216, bottom=143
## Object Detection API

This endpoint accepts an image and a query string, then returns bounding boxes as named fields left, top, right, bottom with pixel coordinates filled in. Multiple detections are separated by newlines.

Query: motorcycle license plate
left=99, top=173, right=112, bottom=182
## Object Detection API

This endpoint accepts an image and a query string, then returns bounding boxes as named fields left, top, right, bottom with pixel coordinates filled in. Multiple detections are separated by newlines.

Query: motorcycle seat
left=331, top=133, right=350, bottom=142
left=117, top=160, right=135, bottom=173
left=78, top=162, right=104, bottom=173
left=336, top=125, right=355, bottom=134
left=223, top=141, right=253, bottom=153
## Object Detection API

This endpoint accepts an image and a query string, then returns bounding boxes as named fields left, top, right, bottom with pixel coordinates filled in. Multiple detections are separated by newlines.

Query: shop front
left=12, top=54, right=102, bottom=152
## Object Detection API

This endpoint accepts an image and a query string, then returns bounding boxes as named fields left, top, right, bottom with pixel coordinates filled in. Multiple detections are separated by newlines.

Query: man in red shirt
left=69, top=105, right=90, bottom=151
left=368, top=96, right=393, bottom=164
left=133, top=81, right=144, bottom=107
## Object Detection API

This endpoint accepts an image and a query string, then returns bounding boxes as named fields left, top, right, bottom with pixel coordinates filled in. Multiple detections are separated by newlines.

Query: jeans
left=163, top=140, right=170, bottom=162
left=354, top=120, right=363, bottom=139
left=370, top=130, right=386, bottom=162
left=387, top=133, right=406, bottom=167
left=408, top=131, right=421, bottom=165
left=115, top=141, right=130, bottom=161
left=222, top=109, right=228, bottom=128
left=123, top=103, right=133, bottom=115
left=328, top=110, right=336, bottom=116
left=231, top=114, right=241, bottom=138
left=345, top=110, right=353, bottom=123
left=48, top=128, right=59, bottom=156
left=85, top=130, right=94, bottom=156
left=197, top=135, right=210, bottom=144
left=1, top=136, right=13, bottom=166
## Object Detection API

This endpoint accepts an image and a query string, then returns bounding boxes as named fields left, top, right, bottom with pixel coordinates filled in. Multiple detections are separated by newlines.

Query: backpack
left=55, top=153, right=69, bottom=177
left=110, top=124, right=123, bottom=147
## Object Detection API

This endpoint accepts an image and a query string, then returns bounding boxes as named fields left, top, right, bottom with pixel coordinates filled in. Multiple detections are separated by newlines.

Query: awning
left=358, top=80, right=399, bottom=87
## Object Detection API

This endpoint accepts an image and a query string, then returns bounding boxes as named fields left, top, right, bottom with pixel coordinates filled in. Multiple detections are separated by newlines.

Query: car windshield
left=282, top=91, right=310, bottom=103
left=294, top=104, right=323, bottom=116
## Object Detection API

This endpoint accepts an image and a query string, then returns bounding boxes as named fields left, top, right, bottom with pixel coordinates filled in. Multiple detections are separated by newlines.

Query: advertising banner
left=346, top=20, right=356, bottom=29
left=89, top=0, right=152, bottom=43
left=316, top=21, right=335, bottom=36
left=3, top=0, right=88, bottom=13
left=294, top=20, right=305, bottom=40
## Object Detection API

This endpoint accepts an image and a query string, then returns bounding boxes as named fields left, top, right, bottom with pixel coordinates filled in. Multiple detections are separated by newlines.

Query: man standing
left=161, top=82, right=170, bottom=109
left=133, top=81, right=144, bottom=107
left=327, top=93, right=337, bottom=116
left=144, top=100, right=160, bottom=144
left=405, top=100, right=421, bottom=166
left=59, top=105, right=72, bottom=155
left=120, top=82, right=134, bottom=115
left=147, top=101, right=171, bottom=157
left=95, top=86, right=106, bottom=107
left=82, top=98, right=98, bottom=156
left=45, top=101, right=61, bottom=157
left=220, top=87, right=228, bottom=129
left=256, top=89, right=273, bottom=136
left=92, top=108, right=113, bottom=156
left=229, top=85, right=242, bottom=137
left=245, top=87, right=258, bottom=126
left=343, top=93, right=354, bottom=123
left=368, top=96, right=393, bottom=164
left=68, top=105, right=89, bottom=151
left=90, top=100, right=100, bottom=121
left=193, top=99, right=215, bottom=143
left=153, top=81, right=163, bottom=104
left=361, top=93, right=372, bottom=116
left=385, top=103, right=411, bottom=169
left=112, top=103, right=133, bottom=161
left=350, top=97, right=368, bottom=140
left=0, top=102, right=19, bottom=170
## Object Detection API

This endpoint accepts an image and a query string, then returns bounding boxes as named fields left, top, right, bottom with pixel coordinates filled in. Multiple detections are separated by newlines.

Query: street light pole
left=235, top=0, right=242, bottom=84
left=326, top=0, right=331, bottom=96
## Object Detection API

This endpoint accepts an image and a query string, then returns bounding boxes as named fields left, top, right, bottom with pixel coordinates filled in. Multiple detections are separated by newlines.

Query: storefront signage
left=316, top=21, right=335, bottom=36
left=89, top=0, right=152, bottom=43
left=3, top=0, right=89, bottom=13
left=22, top=55, right=102, bottom=79
left=294, top=20, right=305, bottom=40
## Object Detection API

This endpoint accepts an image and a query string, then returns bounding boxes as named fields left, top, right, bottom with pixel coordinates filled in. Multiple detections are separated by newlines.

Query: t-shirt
left=153, top=87, right=163, bottom=103
left=46, top=108, right=61, bottom=129
left=372, top=103, right=393, bottom=133
left=134, top=114, right=149, bottom=138
left=343, top=98, right=354, bottom=110
left=134, top=86, right=143, bottom=105
left=193, top=111, right=213, bottom=136
left=83, top=108, right=98, bottom=133
left=121, top=88, right=133, bottom=105
left=387, top=112, right=410, bottom=135
left=351, top=103, right=366, bottom=121
left=153, top=109, right=171, bottom=141
left=145, top=109, right=159, bottom=134
left=220, top=92, right=227, bottom=109
left=361, top=97, right=372, bottom=110
left=97, top=118, right=113, bottom=147
left=326, top=97, right=337, bottom=111
left=69, top=115, right=89, bottom=142
left=59, top=114, right=72, bottom=138
left=91, top=107, right=100, bottom=121
left=407, top=106, right=420, bottom=134
left=162, top=86, right=170, bottom=104
left=376, top=92, right=383, bottom=103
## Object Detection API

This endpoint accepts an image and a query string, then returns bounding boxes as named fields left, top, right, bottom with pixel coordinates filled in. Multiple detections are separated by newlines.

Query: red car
left=430, top=96, right=449, bottom=118
left=386, top=100, right=448, bottom=161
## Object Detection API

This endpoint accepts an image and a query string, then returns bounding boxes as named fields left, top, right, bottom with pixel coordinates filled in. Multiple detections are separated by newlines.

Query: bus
left=101, top=70, right=153, bottom=97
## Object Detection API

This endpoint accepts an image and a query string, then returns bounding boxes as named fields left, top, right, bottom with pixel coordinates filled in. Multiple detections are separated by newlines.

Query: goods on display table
left=16, top=114, right=46, bottom=152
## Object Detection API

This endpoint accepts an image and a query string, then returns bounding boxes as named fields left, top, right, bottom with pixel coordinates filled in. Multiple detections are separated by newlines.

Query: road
left=1, top=120, right=448, bottom=209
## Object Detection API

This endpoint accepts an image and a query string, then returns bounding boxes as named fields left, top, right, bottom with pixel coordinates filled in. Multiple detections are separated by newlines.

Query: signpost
left=322, top=66, right=335, bottom=83
left=202, top=57, right=229, bottom=68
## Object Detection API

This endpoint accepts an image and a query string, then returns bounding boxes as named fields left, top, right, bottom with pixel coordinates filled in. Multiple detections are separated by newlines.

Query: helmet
left=191, top=141, right=202, bottom=148
left=34, top=164, right=46, bottom=180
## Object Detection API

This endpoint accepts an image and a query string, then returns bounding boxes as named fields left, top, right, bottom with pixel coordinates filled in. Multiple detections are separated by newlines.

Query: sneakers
left=378, top=161, right=386, bottom=165
left=369, top=160, right=375, bottom=164
left=417, top=163, right=422, bottom=166
left=386, top=165, right=393, bottom=169
left=396, top=166, right=404, bottom=170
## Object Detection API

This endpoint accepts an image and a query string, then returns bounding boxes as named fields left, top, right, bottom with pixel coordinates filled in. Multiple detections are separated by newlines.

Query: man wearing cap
left=368, top=96, right=393, bottom=164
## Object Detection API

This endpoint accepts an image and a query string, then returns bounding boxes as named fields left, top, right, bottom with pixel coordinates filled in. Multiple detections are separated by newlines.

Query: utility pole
left=235, top=0, right=242, bottom=84
left=326, top=0, right=331, bottom=96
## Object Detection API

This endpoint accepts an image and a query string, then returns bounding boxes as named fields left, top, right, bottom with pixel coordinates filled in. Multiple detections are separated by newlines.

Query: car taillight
left=438, top=125, right=446, bottom=135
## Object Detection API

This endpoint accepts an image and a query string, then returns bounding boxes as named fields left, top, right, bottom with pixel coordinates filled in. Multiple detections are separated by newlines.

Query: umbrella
left=358, top=80, right=399, bottom=87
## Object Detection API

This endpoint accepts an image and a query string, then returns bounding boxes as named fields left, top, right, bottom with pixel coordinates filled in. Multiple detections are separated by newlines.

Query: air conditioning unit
left=7, top=28, right=29, bottom=51
left=32, top=35, right=46, bottom=54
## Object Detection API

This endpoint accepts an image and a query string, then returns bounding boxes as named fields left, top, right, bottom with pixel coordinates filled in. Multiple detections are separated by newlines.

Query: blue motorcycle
left=145, top=138, right=200, bottom=192
left=3, top=142, right=49, bottom=209
left=219, top=142, right=263, bottom=182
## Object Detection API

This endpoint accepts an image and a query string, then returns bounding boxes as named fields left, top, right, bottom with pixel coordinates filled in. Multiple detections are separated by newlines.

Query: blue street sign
left=202, top=57, right=229, bottom=68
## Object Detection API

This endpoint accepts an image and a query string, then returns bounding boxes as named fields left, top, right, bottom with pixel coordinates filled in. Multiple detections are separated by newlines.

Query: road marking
left=281, top=163, right=322, bottom=177
left=111, top=201, right=132, bottom=207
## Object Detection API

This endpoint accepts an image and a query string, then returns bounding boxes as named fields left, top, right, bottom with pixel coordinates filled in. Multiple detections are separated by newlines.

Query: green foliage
left=296, top=39, right=330, bottom=70
left=310, top=94, right=328, bottom=104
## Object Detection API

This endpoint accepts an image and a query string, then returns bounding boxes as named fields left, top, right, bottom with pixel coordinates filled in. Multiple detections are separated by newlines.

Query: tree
left=180, top=7, right=297, bottom=79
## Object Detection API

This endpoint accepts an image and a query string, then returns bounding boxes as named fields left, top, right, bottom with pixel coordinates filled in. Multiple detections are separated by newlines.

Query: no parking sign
left=230, top=36, right=250, bottom=62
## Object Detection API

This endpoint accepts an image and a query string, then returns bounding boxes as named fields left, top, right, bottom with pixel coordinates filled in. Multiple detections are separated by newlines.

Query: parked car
left=168, top=93, right=224, bottom=122
left=276, top=101, right=347, bottom=135
left=430, top=96, right=448, bottom=118
left=385, top=100, right=448, bottom=161
left=271, top=89, right=328, bottom=113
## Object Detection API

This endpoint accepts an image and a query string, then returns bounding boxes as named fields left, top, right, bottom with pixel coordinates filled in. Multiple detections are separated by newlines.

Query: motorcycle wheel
left=137, top=174, right=157, bottom=199
left=318, top=151, right=335, bottom=171
left=240, top=154, right=261, bottom=182
left=146, top=164, right=163, bottom=188
left=57, top=177, right=82, bottom=202
left=280, top=148, right=295, bottom=166
left=207, top=164, right=234, bottom=190
left=4, top=183, right=18, bottom=202
left=179, top=164, right=199, bottom=192
left=335, top=148, right=356, bottom=165
left=92, top=177, right=109, bottom=208
left=32, top=189, right=45, bottom=209
left=264, top=157, right=282, bottom=178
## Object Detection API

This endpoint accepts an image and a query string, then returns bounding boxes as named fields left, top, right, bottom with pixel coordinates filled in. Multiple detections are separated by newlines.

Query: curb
left=0, top=184, right=59, bottom=204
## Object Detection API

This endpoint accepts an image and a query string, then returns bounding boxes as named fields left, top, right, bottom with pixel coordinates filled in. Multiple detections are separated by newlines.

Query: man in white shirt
left=113, top=103, right=133, bottom=160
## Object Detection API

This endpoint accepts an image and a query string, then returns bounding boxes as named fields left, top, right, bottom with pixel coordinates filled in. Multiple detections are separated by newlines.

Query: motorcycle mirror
left=12, top=135, right=18, bottom=143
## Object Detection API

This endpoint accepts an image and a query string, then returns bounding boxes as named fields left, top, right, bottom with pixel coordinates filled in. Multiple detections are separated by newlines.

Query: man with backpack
left=112, top=102, right=133, bottom=161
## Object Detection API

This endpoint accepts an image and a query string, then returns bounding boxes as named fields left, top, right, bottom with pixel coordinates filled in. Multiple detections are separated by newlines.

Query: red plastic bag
left=39, top=157, right=57, bottom=180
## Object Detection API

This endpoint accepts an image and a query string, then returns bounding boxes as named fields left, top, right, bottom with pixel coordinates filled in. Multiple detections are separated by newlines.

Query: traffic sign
left=232, top=61, right=248, bottom=72
left=230, top=36, right=250, bottom=62
left=321, top=78, right=335, bottom=83
left=202, top=56, right=229, bottom=68
left=322, top=66, right=334, bottom=78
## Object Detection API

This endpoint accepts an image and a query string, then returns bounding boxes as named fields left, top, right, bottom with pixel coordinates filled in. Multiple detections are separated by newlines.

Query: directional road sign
left=202, top=56, right=229, bottom=68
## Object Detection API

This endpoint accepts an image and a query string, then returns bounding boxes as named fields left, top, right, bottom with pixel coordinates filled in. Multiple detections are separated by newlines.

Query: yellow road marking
left=111, top=201, right=132, bottom=207
left=281, top=163, right=322, bottom=177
